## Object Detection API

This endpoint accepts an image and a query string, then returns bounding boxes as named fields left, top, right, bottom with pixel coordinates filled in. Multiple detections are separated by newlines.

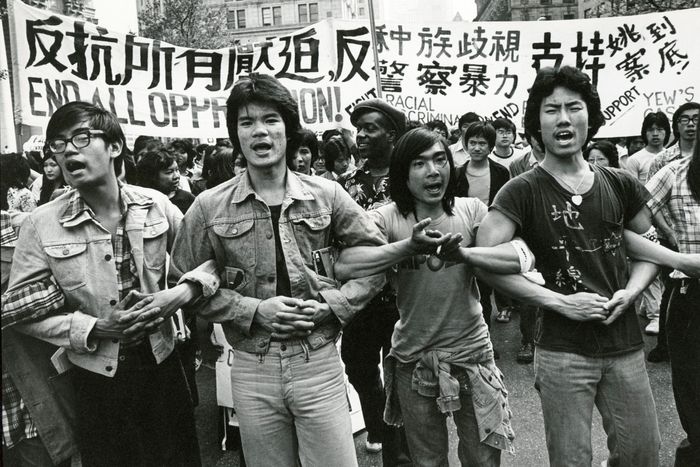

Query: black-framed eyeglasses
left=678, top=115, right=699, bottom=125
left=48, top=130, right=106, bottom=154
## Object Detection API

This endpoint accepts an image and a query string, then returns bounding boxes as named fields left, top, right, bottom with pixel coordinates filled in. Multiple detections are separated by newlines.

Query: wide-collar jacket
left=171, top=169, right=387, bottom=354
left=4, top=184, right=218, bottom=377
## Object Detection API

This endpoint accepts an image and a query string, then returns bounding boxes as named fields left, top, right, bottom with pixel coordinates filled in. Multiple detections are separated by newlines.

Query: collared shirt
left=508, top=150, right=540, bottom=178
left=448, top=140, right=470, bottom=167
left=338, top=165, right=391, bottom=211
left=648, top=143, right=682, bottom=179
left=646, top=159, right=700, bottom=277
left=2, top=189, right=140, bottom=329
left=1, top=211, right=38, bottom=449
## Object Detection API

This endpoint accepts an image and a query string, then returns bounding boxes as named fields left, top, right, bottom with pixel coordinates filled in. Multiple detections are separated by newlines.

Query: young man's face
left=466, top=136, right=491, bottom=162
left=677, top=108, right=698, bottom=144
left=50, top=121, right=119, bottom=189
left=495, top=127, right=515, bottom=149
left=236, top=102, right=287, bottom=171
left=292, top=146, right=312, bottom=175
left=644, top=125, right=666, bottom=151
left=539, top=86, right=589, bottom=160
left=407, top=142, right=450, bottom=208
left=157, top=160, right=180, bottom=194
left=355, top=111, right=394, bottom=162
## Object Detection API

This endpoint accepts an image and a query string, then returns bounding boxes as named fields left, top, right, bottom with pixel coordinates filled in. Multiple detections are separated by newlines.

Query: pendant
left=571, top=195, right=583, bottom=206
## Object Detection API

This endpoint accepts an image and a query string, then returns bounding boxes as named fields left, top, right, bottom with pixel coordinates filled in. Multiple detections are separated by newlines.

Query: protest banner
left=11, top=0, right=700, bottom=139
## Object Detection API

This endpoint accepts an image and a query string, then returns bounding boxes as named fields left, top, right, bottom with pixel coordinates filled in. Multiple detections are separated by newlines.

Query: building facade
left=21, top=0, right=97, bottom=22
left=475, top=0, right=590, bottom=21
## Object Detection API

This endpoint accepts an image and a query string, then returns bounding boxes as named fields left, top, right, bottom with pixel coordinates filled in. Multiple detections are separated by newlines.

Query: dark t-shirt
left=491, top=165, right=650, bottom=356
left=169, top=189, right=195, bottom=215
left=269, top=205, right=292, bottom=297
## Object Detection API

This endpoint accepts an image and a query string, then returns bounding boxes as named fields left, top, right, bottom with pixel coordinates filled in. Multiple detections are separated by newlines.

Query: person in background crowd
left=449, top=112, right=481, bottom=167
left=627, top=135, right=646, bottom=157
left=132, top=135, right=159, bottom=162
left=287, top=128, right=318, bottom=175
left=645, top=124, right=700, bottom=466
left=335, top=127, right=516, bottom=466
left=189, top=144, right=211, bottom=194
left=31, top=146, right=70, bottom=206
left=320, top=138, right=352, bottom=181
left=168, top=139, right=196, bottom=192
left=425, top=119, right=449, bottom=139
left=612, top=137, right=629, bottom=168
left=490, top=117, right=525, bottom=170
left=170, top=74, right=386, bottom=467
left=646, top=101, right=699, bottom=362
left=625, top=111, right=672, bottom=335
left=1, top=101, right=219, bottom=466
left=233, top=151, right=247, bottom=177
left=509, top=131, right=545, bottom=178
left=453, top=122, right=509, bottom=357
left=204, top=146, right=237, bottom=189
left=405, top=120, right=423, bottom=132
left=478, top=65, right=664, bottom=466
left=584, top=140, right=619, bottom=168
left=339, top=98, right=412, bottom=466
left=135, top=149, right=196, bottom=214
left=1, top=154, right=37, bottom=213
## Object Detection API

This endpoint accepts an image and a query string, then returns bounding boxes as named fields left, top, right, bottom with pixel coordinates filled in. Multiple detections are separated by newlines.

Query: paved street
left=193, top=313, right=683, bottom=467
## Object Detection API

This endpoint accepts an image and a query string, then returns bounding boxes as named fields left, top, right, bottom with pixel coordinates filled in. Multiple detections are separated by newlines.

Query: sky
left=92, top=0, right=139, bottom=34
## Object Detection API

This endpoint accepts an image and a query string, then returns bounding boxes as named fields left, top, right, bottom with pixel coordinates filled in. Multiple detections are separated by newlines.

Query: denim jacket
left=171, top=169, right=387, bottom=354
left=3, top=184, right=219, bottom=377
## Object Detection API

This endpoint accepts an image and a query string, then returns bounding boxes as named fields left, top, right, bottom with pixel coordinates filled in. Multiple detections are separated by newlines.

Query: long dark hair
left=689, top=122, right=700, bottom=203
left=389, top=128, right=456, bottom=217
left=38, top=147, right=67, bottom=206
left=0, top=153, right=31, bottom=211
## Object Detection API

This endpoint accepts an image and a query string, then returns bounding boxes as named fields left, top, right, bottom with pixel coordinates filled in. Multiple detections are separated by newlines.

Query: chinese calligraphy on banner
left=12, top=0, right=699, bottom=138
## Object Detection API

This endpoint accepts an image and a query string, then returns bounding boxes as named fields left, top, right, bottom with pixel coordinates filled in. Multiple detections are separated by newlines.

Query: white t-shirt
left=625, top=148, right=659, bottom=184
left=449, top=140, right=470, bottom=167
left=489, top=146, right=525, bottom=169
left=371, top=198, right=491, bottom=362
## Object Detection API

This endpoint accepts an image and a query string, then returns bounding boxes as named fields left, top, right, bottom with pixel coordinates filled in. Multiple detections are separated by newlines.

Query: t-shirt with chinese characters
left=371, top=198, right=491, bottom=363
left=491, top=165, right=650, bottom=357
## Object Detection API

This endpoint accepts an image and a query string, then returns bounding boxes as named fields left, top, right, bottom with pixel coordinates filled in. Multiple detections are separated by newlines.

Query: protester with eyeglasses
left=489, top=117, right=526, bottom=170
left=1, top=101, right=220, bottom=466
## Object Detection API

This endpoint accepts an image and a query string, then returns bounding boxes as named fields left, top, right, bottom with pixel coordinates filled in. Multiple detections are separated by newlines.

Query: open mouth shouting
left=553, top=129, right=575, bottom=145
left=64, top=159, right=87, bottom=174
left=251, top=141, right=272, bottom=155
left=424, top=180, right=444, bottom=196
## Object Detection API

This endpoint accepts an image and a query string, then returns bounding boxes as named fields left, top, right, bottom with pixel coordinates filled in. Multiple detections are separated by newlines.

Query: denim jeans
left=231, top=341, right=357, bottom=467
left=394, top=361, right=500, bottom=467
left=534, top=347, right=660, bottom=467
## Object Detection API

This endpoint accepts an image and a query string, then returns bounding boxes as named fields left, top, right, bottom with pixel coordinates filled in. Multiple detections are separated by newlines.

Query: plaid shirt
left=646, top=158, right=700, bottom=276
left=1, top=212, right=37, bottom=448
left=648, top=143, right=682, bottom=179
left=2, top=189, right=141, bottom=329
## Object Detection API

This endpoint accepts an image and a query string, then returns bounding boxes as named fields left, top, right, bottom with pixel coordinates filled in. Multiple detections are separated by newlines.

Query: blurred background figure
left=203, top=146, right=237, bottom=189
left=287, top=129, right=319, bottom=175
left=320, top=138, right=353, bottom=181
left=585, top=140, right=620, bottom=168
left=1, top=153, right=37, bottom=213
left=31, top=145, right=70, bottom=205
left=135, top=149, right=195, bottom=214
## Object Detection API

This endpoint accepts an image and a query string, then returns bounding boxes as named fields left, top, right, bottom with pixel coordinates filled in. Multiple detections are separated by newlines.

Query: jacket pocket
left=212, top=219, right=256, bottom=268
left=291, top=214, right=332, bottom=265
left=222, top=266, right=249, bottom=293
left=143, top=218, right=169, bottom=270
left=44, top=243, right=87, bottom=291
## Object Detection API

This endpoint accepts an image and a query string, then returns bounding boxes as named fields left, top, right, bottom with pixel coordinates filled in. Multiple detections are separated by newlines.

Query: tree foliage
left=138, top=0, right=231, bottom=49
left=586, top=0, right=699, bottom=17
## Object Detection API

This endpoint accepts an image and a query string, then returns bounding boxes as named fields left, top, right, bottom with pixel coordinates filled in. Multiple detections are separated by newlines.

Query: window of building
left=540, top=0, right=551, bottom=4
left=563, top=13, right=575, bottom=18
left=563, top=0, right=575, bottom=4
left=237, top=9, right=246, bottom=28
left=309, top=2, right=318, bottom=21
left=262, top=6, right=281, bottom=26
left=299, top=4, right=307, bottom=22
left=298, top=3, right=318, bottom=23
left=521, top=10, right=530, bottom=19
left=359, top=7, right=365, bottom=15
left=520, top=0, right=528, bottom=4
left=227, top=9, right=246, bottom=29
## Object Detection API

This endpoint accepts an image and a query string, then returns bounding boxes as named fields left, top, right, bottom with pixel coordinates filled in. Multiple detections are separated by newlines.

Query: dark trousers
left=655, top=239, right=678, bottom=352
left=477, top=280, right=493, bottom=329
left=74, top=345, right=201, bottom=467
left=341, top=299, right=411, bottom=466
left=667, top=278, right=700, bottom=467
left=519, top=304, right=537, bottom=345
left=2, top=437, right=71, bottom=467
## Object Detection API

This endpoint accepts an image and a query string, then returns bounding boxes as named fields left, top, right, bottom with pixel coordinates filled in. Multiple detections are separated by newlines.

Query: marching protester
left=1, top=154, right=37, bottom=214
left=448, top=112, right=481, bottom=167
left=135, top=148, right=196, bottom=214
left=584, top=140, right=620, bottom=168
left=30, top=147, right=70, bottom=205
left=170, top=74, right=387, bottom=467
left=339, top=98, right=412, bottom=465
left=646, top=101, right=700, bottom=362
left=334, top=127, right=517, bottom=466
left=645, top=124, right=700, bottom=467
left=476, top=65, right=668, bottom=466
left=1, top=101, right=220, bottom=467
left=489, top=118, right=525, bottom=170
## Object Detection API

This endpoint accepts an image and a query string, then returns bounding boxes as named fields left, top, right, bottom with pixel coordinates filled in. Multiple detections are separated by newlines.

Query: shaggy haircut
left=322, top=138, right=350, bottom=172
left=641, top=111, right=671, bottom=146
left=492, top=117, right=516, bottom=135
left=46, top=101, right=125, bottom=176
left=135, top=149, right=178, bottom=193
left=463, top=122, right=497, bottom=151
left=0, top=153, right=31, bottom=211
left=226, top=74, right=301, bottom=156
left=390, top=127, right=456, bottom=217
left=524, top=66, right=605, bottom=151
left=670, top=102, right=700, bottom=139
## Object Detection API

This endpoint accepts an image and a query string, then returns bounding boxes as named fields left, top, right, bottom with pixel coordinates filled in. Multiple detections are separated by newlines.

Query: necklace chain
left=540, top=165, right=590, bottom=195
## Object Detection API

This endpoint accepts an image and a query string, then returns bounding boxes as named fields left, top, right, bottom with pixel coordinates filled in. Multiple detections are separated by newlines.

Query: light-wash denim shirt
left=171, top=169, right=387, bottom=354
left=3, top=184, right=219, bottom=377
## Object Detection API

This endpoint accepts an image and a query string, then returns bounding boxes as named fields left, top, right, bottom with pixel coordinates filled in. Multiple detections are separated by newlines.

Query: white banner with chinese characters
left=12, top=0, right=700, bottom=138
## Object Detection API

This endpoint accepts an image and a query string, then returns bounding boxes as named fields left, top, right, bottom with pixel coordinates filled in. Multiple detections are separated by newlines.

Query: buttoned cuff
left=69, top=311, right=98, bottom=353
left=318, top=289, right=353, bottom=327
